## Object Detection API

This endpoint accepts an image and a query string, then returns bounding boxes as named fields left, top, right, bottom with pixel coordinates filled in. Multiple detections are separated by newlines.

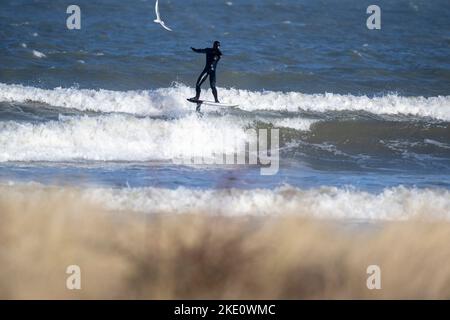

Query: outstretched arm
left=191, top=47, right=207, bottom=53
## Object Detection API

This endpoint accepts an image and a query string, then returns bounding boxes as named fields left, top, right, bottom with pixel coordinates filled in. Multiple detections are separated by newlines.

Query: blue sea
left=0, top=0, right=449, bottom=219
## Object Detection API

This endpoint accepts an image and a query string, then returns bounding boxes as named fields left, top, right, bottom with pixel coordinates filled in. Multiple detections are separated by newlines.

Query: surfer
left=190, top=41, right=222, bottom=103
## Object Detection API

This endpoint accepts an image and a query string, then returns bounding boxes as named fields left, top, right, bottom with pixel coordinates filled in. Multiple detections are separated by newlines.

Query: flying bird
left=154, top=0, right=172, bottom=31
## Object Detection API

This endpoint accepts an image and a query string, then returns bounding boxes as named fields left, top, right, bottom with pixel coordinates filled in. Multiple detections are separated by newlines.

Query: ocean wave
left=0, top=114, right=254, bottom=162
left=0, top=83, right=181, bottom=116
left=84, top=185, right=450, bottom=220
left=1, top=83, right=450, bottom=120
left=271, top=117, right=318, bottom=131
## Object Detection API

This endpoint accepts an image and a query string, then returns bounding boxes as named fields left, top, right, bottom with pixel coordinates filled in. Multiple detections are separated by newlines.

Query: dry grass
left=1, top=185, right=450, bottom=299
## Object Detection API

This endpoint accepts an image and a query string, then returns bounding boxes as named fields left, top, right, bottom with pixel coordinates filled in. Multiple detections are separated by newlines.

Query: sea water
left=0, top=0, right=449, bottom=220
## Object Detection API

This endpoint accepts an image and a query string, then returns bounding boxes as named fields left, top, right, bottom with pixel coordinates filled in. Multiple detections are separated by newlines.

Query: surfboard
left=187, top=98, right=238, bottom=108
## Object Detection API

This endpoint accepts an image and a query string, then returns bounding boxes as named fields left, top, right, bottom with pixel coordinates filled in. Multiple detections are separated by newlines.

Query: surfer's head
left=213, top=41, right=221, bottom=49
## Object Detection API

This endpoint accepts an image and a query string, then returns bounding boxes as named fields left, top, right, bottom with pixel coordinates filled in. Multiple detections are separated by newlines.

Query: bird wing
left=160, top=21, right=172, bottom=32
left=154, top=0, right=160, bottom=20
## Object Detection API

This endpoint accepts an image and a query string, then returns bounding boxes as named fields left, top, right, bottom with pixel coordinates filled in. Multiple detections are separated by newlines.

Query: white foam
left=2, top=181, right=449, bottom=221
left=32, top=50, right=46, bottom=58
left=1, top=83, right=449, bottom=120
left=424, top=139, right=450, bottom=150
left=220, top=88, right=450, bottom=120
left=0, top=83, right=191, bottom=116
left=272, top=117, right=318, bottom=131
left=84, top=185, right=450, bottom=221
left=0, top=114, right=252, bottom=162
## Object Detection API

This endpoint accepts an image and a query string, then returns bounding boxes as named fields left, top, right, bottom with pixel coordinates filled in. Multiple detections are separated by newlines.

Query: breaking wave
left=83, top=184, right=450, bottom=220
left=0, top=114, right=254, bottom=162
left=1, top=83, right=450, bottom=120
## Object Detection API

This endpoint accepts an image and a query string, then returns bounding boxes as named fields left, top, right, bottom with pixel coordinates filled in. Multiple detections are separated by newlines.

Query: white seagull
left=154, top=0, right=172, bottom=31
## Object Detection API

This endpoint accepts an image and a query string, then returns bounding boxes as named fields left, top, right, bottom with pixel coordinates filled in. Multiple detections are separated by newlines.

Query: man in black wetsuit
left=190, top=41, right=222, bottom=103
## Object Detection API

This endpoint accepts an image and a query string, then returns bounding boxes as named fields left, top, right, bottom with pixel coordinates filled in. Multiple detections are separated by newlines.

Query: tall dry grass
left=1, top=185, right=450, bottom=299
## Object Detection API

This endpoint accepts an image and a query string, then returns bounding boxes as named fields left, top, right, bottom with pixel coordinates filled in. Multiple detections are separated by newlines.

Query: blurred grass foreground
left=1, top=185, right=450, bottom=299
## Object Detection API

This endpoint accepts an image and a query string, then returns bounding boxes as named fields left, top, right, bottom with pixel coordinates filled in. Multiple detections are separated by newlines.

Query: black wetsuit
left=191, top=47, right=222, bottom=102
